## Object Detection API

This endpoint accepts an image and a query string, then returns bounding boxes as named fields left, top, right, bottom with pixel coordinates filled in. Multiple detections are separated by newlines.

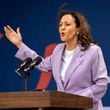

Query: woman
left=4, top=10, right=108, bottom=110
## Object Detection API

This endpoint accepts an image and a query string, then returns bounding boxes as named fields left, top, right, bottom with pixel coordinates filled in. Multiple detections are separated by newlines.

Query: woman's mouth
left=61, top=32, right=65, bottom=36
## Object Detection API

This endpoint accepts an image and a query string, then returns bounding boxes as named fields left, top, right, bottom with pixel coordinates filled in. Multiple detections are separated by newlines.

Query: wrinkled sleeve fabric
left=90, top=46, right=108, bottom=101
left=15, top=43, right=52, bottom=72
left=15, top=43, right=39, bottom=60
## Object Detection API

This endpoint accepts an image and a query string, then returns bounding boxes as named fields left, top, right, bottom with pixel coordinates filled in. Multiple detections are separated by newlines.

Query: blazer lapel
left=54, top=44, right=65, bottom=89
left=64, top=45, right=84, bottom=88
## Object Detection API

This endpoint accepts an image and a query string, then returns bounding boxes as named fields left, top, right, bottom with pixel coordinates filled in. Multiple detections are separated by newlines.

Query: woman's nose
left=61, top=25, right=66, bottom=30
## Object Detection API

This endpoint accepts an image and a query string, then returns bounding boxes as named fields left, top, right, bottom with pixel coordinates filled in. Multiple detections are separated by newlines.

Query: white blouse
left=60, top=49, right=75, bottom=82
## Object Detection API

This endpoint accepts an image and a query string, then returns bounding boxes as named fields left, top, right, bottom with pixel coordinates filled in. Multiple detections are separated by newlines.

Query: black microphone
left=15, top=57, right=32, bottom=76
left=24, top=56, right=42, bottom=73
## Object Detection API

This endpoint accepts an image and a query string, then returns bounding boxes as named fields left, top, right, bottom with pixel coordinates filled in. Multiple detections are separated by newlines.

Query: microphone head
left=21, top=57, right=32, bottom=67
left=24, top=57, right=32, bottom=62
left=33, top=56, right=42, bottom=65
left=15, top=57, right=32, bottom=74
left=24, top=56, right=42, bottom=73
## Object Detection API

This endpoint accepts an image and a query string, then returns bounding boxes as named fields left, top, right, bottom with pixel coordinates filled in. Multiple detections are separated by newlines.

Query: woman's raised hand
left=4, top=25, right=22, bottom=48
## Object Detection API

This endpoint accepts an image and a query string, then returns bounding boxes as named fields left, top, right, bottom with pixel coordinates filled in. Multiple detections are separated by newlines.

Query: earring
left=77, top=32, right=79, bottom=35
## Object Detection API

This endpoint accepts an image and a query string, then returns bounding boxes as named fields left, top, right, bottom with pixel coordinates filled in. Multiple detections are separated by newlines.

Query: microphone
left=15, top=57, right=32, bottom=76
left=24, top=56, right=42, bottom=73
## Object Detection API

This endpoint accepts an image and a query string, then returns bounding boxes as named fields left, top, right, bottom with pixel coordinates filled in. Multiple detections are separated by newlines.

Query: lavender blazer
left=15, top=43, right=108, bottom=110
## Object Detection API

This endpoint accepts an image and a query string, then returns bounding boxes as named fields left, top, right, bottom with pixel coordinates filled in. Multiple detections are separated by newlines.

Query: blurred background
left=0, top=0, right=110, bottom=109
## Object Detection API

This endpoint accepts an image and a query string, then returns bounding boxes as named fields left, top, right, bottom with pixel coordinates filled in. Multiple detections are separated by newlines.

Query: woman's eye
left=65, top=23, right=70, bottom=26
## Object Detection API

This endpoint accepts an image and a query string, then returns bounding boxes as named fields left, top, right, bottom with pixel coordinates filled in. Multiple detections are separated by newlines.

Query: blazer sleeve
left=15, top=43, right=52, bottom=72
left=90, top=46, right=108, bottom=101
left=15, top=43, right=39, bottom=60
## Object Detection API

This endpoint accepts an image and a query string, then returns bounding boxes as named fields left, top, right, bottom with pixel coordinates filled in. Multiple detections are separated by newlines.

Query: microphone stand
left=15, top=69, right=30, bottom=91
left=24, top=70, right=30, bottom=91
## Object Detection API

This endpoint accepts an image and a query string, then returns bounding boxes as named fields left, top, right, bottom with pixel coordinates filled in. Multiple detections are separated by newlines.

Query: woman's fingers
left=4, top=26, right=11, bottom=37
left=4, top=25, right=22, bottom=48
left=4, top=26, right=9, bottom=33
left=17, top=27, right=22, bottom=40
left=4, top=25, right=15, bottom=36
left=7, top=25, right=15, bottom=32
left=17, top=27, right=20, bottom=35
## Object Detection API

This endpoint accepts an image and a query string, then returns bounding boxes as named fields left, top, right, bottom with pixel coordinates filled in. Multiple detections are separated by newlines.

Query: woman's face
left=59, top=14, right=79, bottom=42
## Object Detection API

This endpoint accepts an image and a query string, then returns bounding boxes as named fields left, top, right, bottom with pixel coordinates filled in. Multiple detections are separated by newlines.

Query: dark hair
left=58, top=10, right=96, bottom=51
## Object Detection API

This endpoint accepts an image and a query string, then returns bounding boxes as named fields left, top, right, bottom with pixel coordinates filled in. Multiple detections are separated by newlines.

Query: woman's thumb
left=17, top=27, right=20, bottom=33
